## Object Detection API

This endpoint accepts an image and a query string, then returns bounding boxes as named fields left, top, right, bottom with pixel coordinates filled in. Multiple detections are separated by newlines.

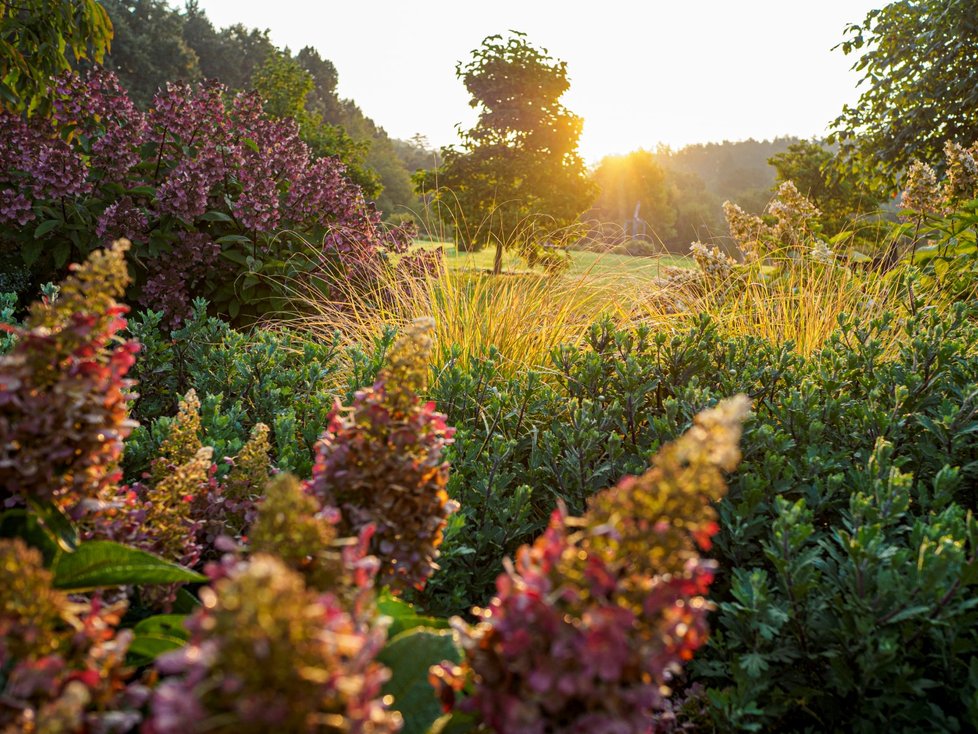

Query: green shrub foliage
left=423, top=306, right=978, bottom=729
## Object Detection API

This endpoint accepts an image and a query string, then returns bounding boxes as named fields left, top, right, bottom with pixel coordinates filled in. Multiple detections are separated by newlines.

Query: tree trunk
left=493, top=240, right=503, bottom=275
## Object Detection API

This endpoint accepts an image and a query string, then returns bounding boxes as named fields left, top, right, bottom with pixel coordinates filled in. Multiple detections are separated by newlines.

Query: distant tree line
left=585, top=138, right=795, bottom=253
left=585, top=137, right=887, bottom=255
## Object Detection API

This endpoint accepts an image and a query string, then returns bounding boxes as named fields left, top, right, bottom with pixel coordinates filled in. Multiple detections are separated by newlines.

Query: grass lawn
left=415, top=240, right=692, bottom=281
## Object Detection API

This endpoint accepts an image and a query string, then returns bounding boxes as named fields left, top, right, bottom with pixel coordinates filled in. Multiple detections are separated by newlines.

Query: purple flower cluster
left=0, top=109, right=86, bottom=224
left=141, top=232, right=227, bottom=326
left=1, top=68, right=411, bottom=321
left=96, top=198, right=149, bottom=242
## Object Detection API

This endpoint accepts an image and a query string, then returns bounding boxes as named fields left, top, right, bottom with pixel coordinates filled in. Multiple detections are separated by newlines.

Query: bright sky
left=195, top=0, right=882, bottom=163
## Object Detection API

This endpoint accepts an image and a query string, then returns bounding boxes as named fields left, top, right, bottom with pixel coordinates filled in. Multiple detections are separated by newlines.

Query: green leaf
left=52, top=239, right=71, bottom=268
left=220, top=249, right=249, bottom=265
left=378, top=590, right=450, bottom=637
left=33, top=218, right=61, bottom=237
left=241, top=137, right=260, bottom=154
left=134, top=614, right=191, bottom=640
left=172, top=587, right=202, bottom=612
left=883, top=605, right=933, bottom=625
left=127, top=633, right=185, bottom=665
left=50, top=541, right=206, bottom=590
left=128, top=613, right=191, bottom=663
left=216, top=234, right=253, bottom=245
left=377, top=628, right=461, bottom=734
left=199, top=210, right=234, bottom=223
left=741, top=652, right=770, bottom=678
left=127, top=185, right=156, bottom=198
left=27, top=498, right=78, bottom=552
left=22, top=238, right=44, bottom=266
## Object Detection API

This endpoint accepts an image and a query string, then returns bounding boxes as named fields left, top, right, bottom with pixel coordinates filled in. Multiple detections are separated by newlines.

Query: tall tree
left=830, top=0, right=978, bottom=190
left=0, top=0, right=112, bottom=113
left=420, top=32, right=594, bottom=273
left=101, top=0, right=198, bottom=106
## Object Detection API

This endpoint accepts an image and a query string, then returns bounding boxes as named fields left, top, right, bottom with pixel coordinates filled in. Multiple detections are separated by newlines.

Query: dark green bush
left=121, top=294, right=978, bottom=731
left=428, top=306, right=978, bottom=730
left=125, top=301, right=368, bottom=480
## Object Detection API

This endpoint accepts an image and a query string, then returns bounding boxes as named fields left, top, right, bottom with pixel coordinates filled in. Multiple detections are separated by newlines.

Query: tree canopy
left=830, top=0, right=978, bottom=190
left=768, top=140, right=881, bottom=238
left=419, top=32, right=594, bottom=273
left=1, top=0, right=113, bottom=113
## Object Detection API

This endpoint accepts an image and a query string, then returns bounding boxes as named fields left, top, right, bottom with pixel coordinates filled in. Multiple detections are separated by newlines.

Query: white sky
left=195, top=0, right=881, bottom=163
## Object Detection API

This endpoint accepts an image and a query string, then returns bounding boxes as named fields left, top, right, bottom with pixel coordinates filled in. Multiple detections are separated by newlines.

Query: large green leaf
left=50, top=541, right=206, bottom=590
left=127, top=614, right=191, bottom=665
left=378, top=591, right=450, bottom=638
left=377, top=628, right=461, bottom=734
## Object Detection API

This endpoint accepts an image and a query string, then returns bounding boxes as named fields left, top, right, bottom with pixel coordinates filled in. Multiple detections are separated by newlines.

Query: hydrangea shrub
left=432, top=396, right=750, bottom=733
left=0, top=240, right=138, bottom=514
left=0, top=538, right=141, bottom=733
left=146, top=553, right=400, bottom=734
left=308, top=318, right=458, bottom=594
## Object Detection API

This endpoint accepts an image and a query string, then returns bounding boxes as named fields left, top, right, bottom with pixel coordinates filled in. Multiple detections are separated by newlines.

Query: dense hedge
left=118, top=298, right=978, bottom=731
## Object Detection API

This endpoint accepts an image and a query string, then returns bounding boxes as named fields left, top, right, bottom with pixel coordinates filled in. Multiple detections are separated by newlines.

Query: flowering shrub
left=901, top=140, right=978, bottom=299
left=248, top=474, right=380, bottom=599
left=689, top=241, right=736, bottom=283
left=432, top=396, right=749, bottom=733
left=89, top=390, right=272, bottom=606
left=146, top=553, right=400, bottom=734
left=0, top=538, right=141, bottom=733
left=0, top=69, right=414, bottom=323
left=0, top=240, right=138, bottom=514
left=720, top=181, right=822, bottom=265
left=308, top=318, right=458, bottom=594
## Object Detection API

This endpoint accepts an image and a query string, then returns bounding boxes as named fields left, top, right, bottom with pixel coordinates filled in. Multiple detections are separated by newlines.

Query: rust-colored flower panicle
left=434, top=397, right=750, bottom=734
left=308, top=318, right=458, bottom=594
left=147, top=554, right=401, bottom=734
left=0, top=240, right=138, bottom=513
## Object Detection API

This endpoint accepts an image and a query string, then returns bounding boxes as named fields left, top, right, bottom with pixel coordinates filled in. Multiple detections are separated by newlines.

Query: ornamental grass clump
left=432, top=396, right=750, bottom=734
left=147, top=553, right=399, bottom=734
left=307, top=318, right=458, bottom=594
left=0, top=240, right=138, bottom=513
left=641, top=183, right=903, bottom=356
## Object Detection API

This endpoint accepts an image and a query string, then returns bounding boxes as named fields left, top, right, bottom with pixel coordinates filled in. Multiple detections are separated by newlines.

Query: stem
left=153, top=127, right=168, bottom=183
